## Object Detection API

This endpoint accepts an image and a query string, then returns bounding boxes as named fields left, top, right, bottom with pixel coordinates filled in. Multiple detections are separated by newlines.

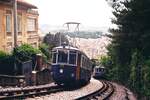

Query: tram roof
left=95, top=65, right=105, bottom=69
left=53, top=45, right=91, bottom=59
left=53, top=45, right=80, bottom=51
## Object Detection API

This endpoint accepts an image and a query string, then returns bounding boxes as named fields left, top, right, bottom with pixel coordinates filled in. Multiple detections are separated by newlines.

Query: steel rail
left=0, top=80, right=115, bottom=100
left=75, top=81, right=114, bottom=100
left=0, top=83, right=64, bottom=99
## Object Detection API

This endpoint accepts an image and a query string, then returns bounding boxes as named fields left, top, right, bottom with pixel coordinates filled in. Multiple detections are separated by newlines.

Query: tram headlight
left=71, top=73, right=74, bottom=77
left=59, top=69, right=63, bottom=73
left=50, top=72, right=53, bottom=75
left=19, top=79, right=24, bottom=83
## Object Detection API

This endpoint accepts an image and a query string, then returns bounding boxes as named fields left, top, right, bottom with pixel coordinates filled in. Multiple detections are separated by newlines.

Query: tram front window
left=52, top=52, right=57, bottom=63
left=69, top=51, right=76, bottom=65
left=58, top=51, right=68, bottom=63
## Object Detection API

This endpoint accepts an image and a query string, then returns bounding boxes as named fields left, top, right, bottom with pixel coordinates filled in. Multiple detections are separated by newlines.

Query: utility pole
left=59, top=32, right=62, bottom=46
left=13, top=0, right=18, bottom=47
left=12, top=0, right=18, bottom=76
left=64, top=22, right=80, bottom=47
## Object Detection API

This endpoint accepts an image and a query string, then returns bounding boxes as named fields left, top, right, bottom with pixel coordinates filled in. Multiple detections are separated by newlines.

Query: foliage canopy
left=105, top=0, right=150, bottom=99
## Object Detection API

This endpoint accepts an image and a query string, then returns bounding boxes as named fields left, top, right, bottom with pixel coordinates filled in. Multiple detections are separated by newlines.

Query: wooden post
left=31, top=71, right=37, bottom=85
left=36, top=54, right=43, bottom=71
left=13, top=0, right=18, bottom=47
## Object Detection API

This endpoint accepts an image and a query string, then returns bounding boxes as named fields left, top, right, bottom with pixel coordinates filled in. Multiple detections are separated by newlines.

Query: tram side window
left=98, top=68, right=100, bottom=72
left=81, top=57, right=84, bottom=67
left=81, top=56, right=83, bottom=67
left=69, top=52, right=76, bottom=65
left=87, top=61, right=90, bottom=70
left=52, top=52, right=57, bottom=63
left=96, top=68, right=99, bottom=72
left=58, top=51, right=68, bottom=63
left=82, top=57, right=86, bottom=68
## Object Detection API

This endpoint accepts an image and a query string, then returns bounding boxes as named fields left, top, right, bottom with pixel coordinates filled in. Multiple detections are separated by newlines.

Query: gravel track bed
left=26, top=78, right=103, bottom=100
left=110, top=82, right=137, bottom=100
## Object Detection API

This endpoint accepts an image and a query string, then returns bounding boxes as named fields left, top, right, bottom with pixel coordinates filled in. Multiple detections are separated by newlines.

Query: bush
left=0, top=51, right=15, bottom=75
left=13, top=44, right=41, bottom=62
left=0, top=51, right=9, bottom=60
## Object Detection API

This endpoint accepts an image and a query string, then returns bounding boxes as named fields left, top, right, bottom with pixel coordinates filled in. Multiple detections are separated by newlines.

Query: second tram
left=93, top=65, right=106, bottom=78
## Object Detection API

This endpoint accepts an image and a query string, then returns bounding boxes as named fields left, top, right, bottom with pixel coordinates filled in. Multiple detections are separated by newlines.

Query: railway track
left=0, top=83, right=86, bottom=99
left=0, top=80, right=114, bottom=100
left=0, top=83, right=64, bottom=99
left=76, top=81, right=114, bottom=100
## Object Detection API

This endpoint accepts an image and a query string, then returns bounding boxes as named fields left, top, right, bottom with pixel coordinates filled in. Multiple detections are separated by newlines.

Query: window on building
left=27, top=18, right=36, bottom=31
left=6, top=10, right=12, bottom=36
left=6, top=15, right=12, bottom=35
left=18, top=16, right=22, bottom=35
left=17, top=41, right=22, bottom=46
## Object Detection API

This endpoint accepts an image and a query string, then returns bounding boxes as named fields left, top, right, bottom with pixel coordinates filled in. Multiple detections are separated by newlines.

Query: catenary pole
left=13, top=0, right=18, bottom=47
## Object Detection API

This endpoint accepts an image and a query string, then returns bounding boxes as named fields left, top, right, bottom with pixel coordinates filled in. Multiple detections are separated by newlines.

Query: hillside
left=64, top=31, right=103, bottom=39
left=67, top=36, right=111, bottom=59
left=40, top=24, right=109, bottom=39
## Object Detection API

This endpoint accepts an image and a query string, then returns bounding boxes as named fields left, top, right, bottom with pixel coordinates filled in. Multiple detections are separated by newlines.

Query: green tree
left=143, top=60, right=150, bottom=98
left=39, top=43, right=51, bottom=61
left=43, top=32, right=69, bottom=47
left=107, top=0, right=150, bottom=99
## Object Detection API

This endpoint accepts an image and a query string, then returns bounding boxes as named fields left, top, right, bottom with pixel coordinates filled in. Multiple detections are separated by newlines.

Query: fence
left=36, top=69, right=53, bottom=85
left=0, top=75, right=25, bottom=86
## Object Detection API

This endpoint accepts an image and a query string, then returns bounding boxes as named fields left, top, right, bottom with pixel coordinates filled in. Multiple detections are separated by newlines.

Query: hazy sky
left=27, top=0, right=113, bottom=29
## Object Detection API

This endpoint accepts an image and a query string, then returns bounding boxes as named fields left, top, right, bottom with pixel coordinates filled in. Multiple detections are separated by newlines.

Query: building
left=0, top=0, right=39, bottom=52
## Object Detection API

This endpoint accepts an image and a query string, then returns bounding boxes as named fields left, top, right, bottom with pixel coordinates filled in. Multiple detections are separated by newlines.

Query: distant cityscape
left=68, top=36, right=111, bottom=59
left=39, top=24, right=109, bottom=35
left=39, top=24, right=111, bottom=59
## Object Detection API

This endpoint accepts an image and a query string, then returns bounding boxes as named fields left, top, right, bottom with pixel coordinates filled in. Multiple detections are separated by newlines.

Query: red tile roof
left=17, top=0, right=37, bottom=9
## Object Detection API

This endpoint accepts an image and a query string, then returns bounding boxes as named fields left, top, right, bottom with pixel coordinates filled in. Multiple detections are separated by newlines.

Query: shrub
left=12, top=44, right=41, bottom=62
left=0, top=51, right=15, bottom=75
left=0, top=51, right=9, bottom=60
left=39, top=43, right=51, bottom=61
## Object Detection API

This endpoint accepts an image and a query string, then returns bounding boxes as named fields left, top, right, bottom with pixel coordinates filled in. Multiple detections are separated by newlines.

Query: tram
left=51, top=44, right=92, bottom=85
left=93, top=65, right=106, bottom=78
